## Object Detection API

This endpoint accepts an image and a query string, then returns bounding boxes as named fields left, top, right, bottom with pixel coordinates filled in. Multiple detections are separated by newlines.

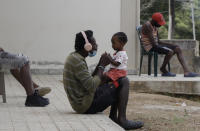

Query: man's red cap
left=152, top=12, right=166, bottom=26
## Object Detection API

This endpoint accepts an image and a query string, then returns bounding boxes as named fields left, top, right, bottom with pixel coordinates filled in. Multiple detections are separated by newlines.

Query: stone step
left=128, top=74, right=200, bottom=95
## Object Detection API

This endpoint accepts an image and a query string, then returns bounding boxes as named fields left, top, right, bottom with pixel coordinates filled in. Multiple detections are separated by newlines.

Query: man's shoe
left=162, top=72, right=176, bottom=77
left=184, top=72, right=199, bottom=77
left=120, top=120, right=144, bottom=130
left=25, top=91, right=49, bottom=107
left=36, top=87, right=51, bottom=96
left=34, top=89, right=50, bottom=103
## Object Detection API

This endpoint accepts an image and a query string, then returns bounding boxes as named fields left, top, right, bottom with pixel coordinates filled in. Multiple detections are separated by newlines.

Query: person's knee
left=174, top=46, right=182, bottom=53
left=119, top=77, right=130, bottom=89
left=168, top=50, right=174, bottom=56
left=19, top=56, right=29, bottom=68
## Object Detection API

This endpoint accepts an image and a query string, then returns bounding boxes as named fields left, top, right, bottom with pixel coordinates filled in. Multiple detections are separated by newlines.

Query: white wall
left=121, top=0, right=140, bottom=73
left=0, top=0, right=121, bottom=65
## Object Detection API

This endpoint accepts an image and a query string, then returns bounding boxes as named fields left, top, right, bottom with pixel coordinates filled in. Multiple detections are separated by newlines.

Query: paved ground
left=1, top=74, right=200, bottom=131
left=0, top=75, right=124, bottom=131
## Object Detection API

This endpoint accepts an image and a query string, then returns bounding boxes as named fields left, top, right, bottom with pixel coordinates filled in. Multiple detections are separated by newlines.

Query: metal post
left=168, top=0, right=172, bottom=40
left=191, top=0, right=196, bottom=40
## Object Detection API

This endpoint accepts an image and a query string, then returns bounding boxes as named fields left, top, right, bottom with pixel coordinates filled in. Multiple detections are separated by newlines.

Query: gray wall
left=0, top=0, right=120, bottom=65
left=121, top=0, right=140, bottom=74
left=0, top=0, right=140, bottom=71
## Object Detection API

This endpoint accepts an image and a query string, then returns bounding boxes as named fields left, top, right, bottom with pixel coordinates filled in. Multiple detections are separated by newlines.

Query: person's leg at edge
left=10, top=68, right=51, bottom=96
left=18, top=63, right=34, bottom=96
left=85, top=77, right=143, bottom=129
left=118, top=77, right=129, bottom=123
left=151, top=44, right=174, bottom=74
left=117, top=77, right=144, bottom=130
left=20, top=63, right=49, bottom=106
left=1, top=51, right=49, bottom=106
left=109, top=101, right=118, bottom=123
left=173, top=46, right=190, bottom=75
left=160, top=50, right=174, bottom=74
left=10, top=69, right=39, bottom=89
left=108, top=78, right=119, bottom=122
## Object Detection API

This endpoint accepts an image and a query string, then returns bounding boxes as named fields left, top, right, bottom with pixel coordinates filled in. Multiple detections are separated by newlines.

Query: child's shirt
left=110, top=51, right=128, bottom=70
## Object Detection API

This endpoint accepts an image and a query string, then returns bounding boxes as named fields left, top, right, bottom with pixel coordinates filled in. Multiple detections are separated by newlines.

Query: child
left=105, top=32, right=128, bottom=88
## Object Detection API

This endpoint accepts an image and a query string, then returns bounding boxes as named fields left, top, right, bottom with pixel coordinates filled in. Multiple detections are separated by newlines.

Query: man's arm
left=92, top=53, right=111, bottom=77
left=142, top=23, right=157, bottom=46
left=108, top=54, right=120, bottom=67
left=110, top=61, right=120, bottom=66
left=74, top=61, right=102, bottom=91
left=92, top=65, right=103, bottom=77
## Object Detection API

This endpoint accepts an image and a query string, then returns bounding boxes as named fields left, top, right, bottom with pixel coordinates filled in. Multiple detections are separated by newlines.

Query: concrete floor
left=0, top=75, right=124, bottom=131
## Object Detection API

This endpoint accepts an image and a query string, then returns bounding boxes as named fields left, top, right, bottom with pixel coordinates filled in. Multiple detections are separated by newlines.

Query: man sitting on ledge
left=0, top=47, right=51, bottom=106
left=141, top=12, right=199, bottom=77
left=63, top=30, right=144, bottom=130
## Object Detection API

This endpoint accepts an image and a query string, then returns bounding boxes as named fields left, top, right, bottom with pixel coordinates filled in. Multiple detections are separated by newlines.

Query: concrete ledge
left=30, top=63, right=64, bottom=75
left=30, top=68, right=64, bottom=75
left=128, top=74, right=200, bottom=95
left=28, top=63, right=138, bottom=75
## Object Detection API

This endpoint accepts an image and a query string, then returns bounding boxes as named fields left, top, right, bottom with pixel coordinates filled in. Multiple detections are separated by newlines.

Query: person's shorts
left=150, top=43, right=178, bottom=54
left=84, top=82, right=118, bottom=114
left=0, top=51, right=29, bottom=70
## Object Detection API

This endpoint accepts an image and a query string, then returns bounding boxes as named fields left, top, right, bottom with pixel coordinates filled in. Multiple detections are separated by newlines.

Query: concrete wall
left=121, top=0, right=140, bottom=74
left=0, top=0, right=121, bottom=66
left=130, top=80, right=200, bottom=95
left=140, top=40, right=200, bottom=74
left=0, top=0, right=141, bottom=72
